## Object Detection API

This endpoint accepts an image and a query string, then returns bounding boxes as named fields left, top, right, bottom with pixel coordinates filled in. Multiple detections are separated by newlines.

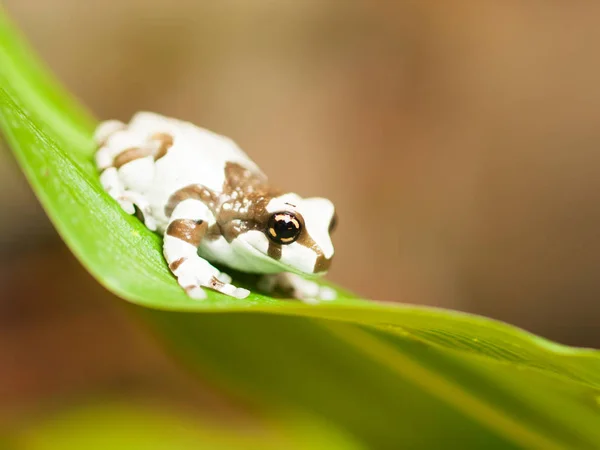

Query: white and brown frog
left=95, top=112, right=337, bottom=302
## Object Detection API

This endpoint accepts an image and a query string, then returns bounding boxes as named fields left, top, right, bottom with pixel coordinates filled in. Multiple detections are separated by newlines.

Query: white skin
left=94, top=112, right=337, bottom=302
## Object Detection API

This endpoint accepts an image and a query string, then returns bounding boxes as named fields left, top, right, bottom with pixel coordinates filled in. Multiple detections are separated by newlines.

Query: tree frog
left=94, top=112, right=337, bottom=302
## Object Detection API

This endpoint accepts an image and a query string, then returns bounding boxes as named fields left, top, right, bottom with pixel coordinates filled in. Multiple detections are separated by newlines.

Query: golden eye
left=267, top=212, right=302, bottom=245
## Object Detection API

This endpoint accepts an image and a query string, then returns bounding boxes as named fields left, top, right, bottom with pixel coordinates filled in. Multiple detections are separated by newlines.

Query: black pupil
left=269, top=213, right=301, bottom=244
left=274, top=216, right=298, bottom=238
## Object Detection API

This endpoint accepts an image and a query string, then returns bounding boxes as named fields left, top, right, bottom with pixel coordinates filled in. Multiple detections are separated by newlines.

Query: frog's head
left=235, top=193, right=336, bottom=276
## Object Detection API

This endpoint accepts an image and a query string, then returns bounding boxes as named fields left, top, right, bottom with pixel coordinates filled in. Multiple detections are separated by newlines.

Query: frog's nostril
left=313, top=254, right=332, bottom=274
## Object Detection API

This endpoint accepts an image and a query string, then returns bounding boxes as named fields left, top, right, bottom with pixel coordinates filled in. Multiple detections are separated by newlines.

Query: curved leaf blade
left=3, top=7, right=600, bottom=449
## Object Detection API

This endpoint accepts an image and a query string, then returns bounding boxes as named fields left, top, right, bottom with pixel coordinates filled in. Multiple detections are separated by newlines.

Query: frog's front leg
left=257, top=273, right=337, bottom=304
left=165, top=199, right=250, bottom=300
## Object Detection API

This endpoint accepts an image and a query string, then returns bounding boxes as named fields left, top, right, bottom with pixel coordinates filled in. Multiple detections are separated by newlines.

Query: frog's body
left=94, top=112, right=337, bottom=301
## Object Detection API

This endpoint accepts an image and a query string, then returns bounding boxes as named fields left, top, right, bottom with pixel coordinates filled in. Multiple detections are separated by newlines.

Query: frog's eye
left=267, top=212, right=302, bottom=245
left=329, top=212, right=338, bottom=234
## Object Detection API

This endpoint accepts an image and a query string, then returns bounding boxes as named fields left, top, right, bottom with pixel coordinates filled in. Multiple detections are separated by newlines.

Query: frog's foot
left=207, top=274, right=250, bottom=299
left=175, top=261, right=249, bottom=300
left=177, top=274, right=251, bottom=301
left=99, top=168, right=157, bottom=230
left=257, top=272, right=337, bottom=304
left=100, top=167, right=135, bottom=213
left=122, top=191, right=157, bottom=231
left=216, top=272, right=233, bottom=284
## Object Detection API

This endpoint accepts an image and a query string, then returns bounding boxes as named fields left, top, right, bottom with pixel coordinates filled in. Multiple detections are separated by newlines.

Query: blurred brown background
left=2, top=0, right=600, bottom=430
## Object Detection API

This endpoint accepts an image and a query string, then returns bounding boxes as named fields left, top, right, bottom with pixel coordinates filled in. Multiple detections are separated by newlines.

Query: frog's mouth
left=237, top=237, right=320, bottom=277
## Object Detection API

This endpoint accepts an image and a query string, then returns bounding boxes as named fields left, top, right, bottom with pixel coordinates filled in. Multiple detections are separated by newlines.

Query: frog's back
left=132, top=112, right=263, bottom=212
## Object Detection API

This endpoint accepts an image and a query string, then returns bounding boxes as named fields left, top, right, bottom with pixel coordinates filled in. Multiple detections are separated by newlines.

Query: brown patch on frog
left=267, top=242, right=282, bottom=260
left=151, top=132, right=174, bottom=160
left=112, top=133, right=174, bottom=169
left=166, top=162, right=278, bottom=243
left=184, top=285, right=198, bottom=294
left=165, top=185, right=218, bottom=218
left=216, top=162, right=282, bottom=242
left=206, top=224, right=223, bottom=241
left=169, top=257, right=186, bottom=272
left=208, top=276, right=226, bottom=290
left=114, top=147, right=146, bottom=168
left=165, top=162, right=327, bottom=265
left=166, top=219, right=207, bottom=247
left=313, top=254, right=332, bottom=273
left=290, top=222, right=331, bottom=273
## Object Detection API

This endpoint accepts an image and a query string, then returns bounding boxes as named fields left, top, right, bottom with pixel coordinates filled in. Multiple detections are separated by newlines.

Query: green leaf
left=2, top=7, right=600, bottom=449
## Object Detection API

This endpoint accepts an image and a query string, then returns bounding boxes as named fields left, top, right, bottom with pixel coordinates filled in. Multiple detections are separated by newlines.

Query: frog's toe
left=99, top=167, right=121, bottom=192
left=144, top=215, right=158, bottom=231
left=289, top=276, right=320, bottom=299
left=318, top=286, right=337, bottom=301
left=95, top=147, right=114, bottom=170
left=281, top=273, right=336, bottom=302
left=115, top=196, right=136, bottom=215
left=94, top=120, right=125, bottom=145
left=184, top=285, right=207, bottom=300
left=233, top=287, right=250, bottom=299
left=216, top=272, right=232, bottom=284
left=176, top=273, right=207, bottom=300
left=206, top=277, right=249, bottom=299
left=296, top=288, right=335, bottom=304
